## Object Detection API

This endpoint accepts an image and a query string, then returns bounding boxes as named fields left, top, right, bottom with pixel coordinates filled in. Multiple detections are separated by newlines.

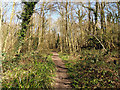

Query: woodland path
left=51, top=52, right=72, bottom=88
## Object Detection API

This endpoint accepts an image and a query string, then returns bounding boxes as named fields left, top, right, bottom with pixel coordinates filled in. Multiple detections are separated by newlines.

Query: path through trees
left=52, top=52, right=71, bottom=88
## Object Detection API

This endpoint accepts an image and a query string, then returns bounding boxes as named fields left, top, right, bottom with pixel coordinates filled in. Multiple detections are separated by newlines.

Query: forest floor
left=51, top=52, right=72, bottom=88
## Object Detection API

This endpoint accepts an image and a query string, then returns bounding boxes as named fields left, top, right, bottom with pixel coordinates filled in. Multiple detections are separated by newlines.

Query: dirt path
left=51, top=52, right=72, bottom=88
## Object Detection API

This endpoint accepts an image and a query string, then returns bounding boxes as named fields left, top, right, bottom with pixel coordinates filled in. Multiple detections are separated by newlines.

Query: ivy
left=16, top=2, right=38, bottom=53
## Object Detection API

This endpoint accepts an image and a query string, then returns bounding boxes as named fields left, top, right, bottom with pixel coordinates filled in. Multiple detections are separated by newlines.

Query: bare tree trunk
left=100, top=2, right=105, bottom=34
left=10, top=2, right=15, bottom=51
left=69, top=5, right=72, bottom=54
left=65, top=2, right=68, bottom=51
left=117, top=1, right=120, bottom=76
left=60, top=17, right=63, bottom=52
left=59, top=20, right=62, bottom=52
left=41, top=3, right=45, bottom=44
left=38, top=14, right=42, bottom=49
left=88, top=1, right=91, bottom=34
left=3, top=2, right=15, bottom=52
left=0, top=2, right=3, bottom=88
left=28, top=16, right=33, bottom=51
left=94, top=0, right=98, bottom=35
left=61, top=9, right=64, bottom=52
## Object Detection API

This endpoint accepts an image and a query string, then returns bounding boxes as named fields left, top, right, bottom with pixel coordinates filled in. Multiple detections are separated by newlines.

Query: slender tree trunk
left=60, top=35, right=63, bottom=52
left=88, top=1, right=91, bottom=34
left=101, top=2, right=105, bottom=34
left=60, top=15, right=63, bottom=52
left=61, top=9, right=65, bottom=52
left=70, top=8, right=74, bottom=54
left=118, top=1, right=120, bottom=76
left=28, top=17, right=33, bottom=51
left=41, top=3, right=45, bottom=44
left=78, top=9, right=83, bottom=52
left=10, top=2, right=15, bottom=51
left=0, top=2, right=3, bottom=88
left=3, top=2, right=15, bottom=52
left=94, top=0, right=98, bottom=35
left=69, top=5, right=73, bottom=54
left=65, top=2, right=68, bottom=51
left=38, top=15, right=42, bottom=48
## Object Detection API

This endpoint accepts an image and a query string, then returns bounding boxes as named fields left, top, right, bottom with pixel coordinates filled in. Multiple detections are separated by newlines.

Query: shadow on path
left=51, top=52, right=72, bottom=88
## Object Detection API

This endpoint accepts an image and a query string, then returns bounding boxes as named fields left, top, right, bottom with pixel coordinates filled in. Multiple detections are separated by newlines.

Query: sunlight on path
left=51, top=52, right=72, bottom=88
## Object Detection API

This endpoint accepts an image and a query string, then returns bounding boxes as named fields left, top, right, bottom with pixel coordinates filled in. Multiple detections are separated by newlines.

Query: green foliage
left=59, top=54, right=69, bottom=61
left=2, top=52, right=55, bottom=88
left=16, top=2, right=37, bottom=53
left=59, top=50, right=119, bottom=88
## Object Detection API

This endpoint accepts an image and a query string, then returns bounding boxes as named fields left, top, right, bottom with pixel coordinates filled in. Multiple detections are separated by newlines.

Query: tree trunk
left=17, top=2, right=37, bottom=54
left=117, top=1, right=120, bottom=76
left=0, top=2, right=3, bottom=88
left=65, top=2, right=68, bottom=51
left=101, top=2, right=105, bottom=34
left=94, top=1, right=98, bottom=35
left=3, top=2, right=15, bottom=53
left=88, top=1, right=91, bottom=34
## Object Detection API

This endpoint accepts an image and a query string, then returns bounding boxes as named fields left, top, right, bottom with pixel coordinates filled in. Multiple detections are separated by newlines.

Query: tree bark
left=0, top=2, right=3, bottom=88
left=3, top=2, right=15, bottom=52
left=117, top=1, right=120, bottom=77
left=88, top=1, right=91, bottom=34
left=17, top=2, right=37, bottom=54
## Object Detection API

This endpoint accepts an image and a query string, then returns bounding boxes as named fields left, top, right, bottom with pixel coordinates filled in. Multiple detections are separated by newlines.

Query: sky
left=1, top=1, right=119, bottom=27
left=2, top=2, right=61, bottom=25
left=1, top=0, right=119, bottom=2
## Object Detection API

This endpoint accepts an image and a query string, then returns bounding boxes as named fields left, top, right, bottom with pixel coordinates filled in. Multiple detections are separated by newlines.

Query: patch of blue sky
left=2, top=1, right=119, bottom=26
left=2, top=2, right=22, bottom=24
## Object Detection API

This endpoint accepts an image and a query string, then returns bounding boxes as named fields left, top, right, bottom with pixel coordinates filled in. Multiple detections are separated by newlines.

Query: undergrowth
left=2, top=51, right=55, bottom=88
left=59, top=49, right=120, bottom=88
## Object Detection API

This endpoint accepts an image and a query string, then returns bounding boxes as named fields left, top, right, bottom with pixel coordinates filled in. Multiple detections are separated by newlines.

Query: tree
left=118, top=1, right=120, bottom=76
left=100, top=2, right=106, bottom=34
left=3, top=1, right=15, bottom=53
left=0, top=1, right=3, bottom=88
left=88, top=1, right=91, bottom=35
left=17, top=2, right=38, bottom=54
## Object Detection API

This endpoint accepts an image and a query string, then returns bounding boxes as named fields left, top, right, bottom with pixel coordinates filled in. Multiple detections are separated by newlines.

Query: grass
left=59, top=49, right=120, bottom=88
left=2, top=51, right=55, bottom=88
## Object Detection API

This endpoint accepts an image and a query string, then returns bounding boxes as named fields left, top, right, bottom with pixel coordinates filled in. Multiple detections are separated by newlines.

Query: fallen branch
left=93, top=35, right=107, bottom=52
